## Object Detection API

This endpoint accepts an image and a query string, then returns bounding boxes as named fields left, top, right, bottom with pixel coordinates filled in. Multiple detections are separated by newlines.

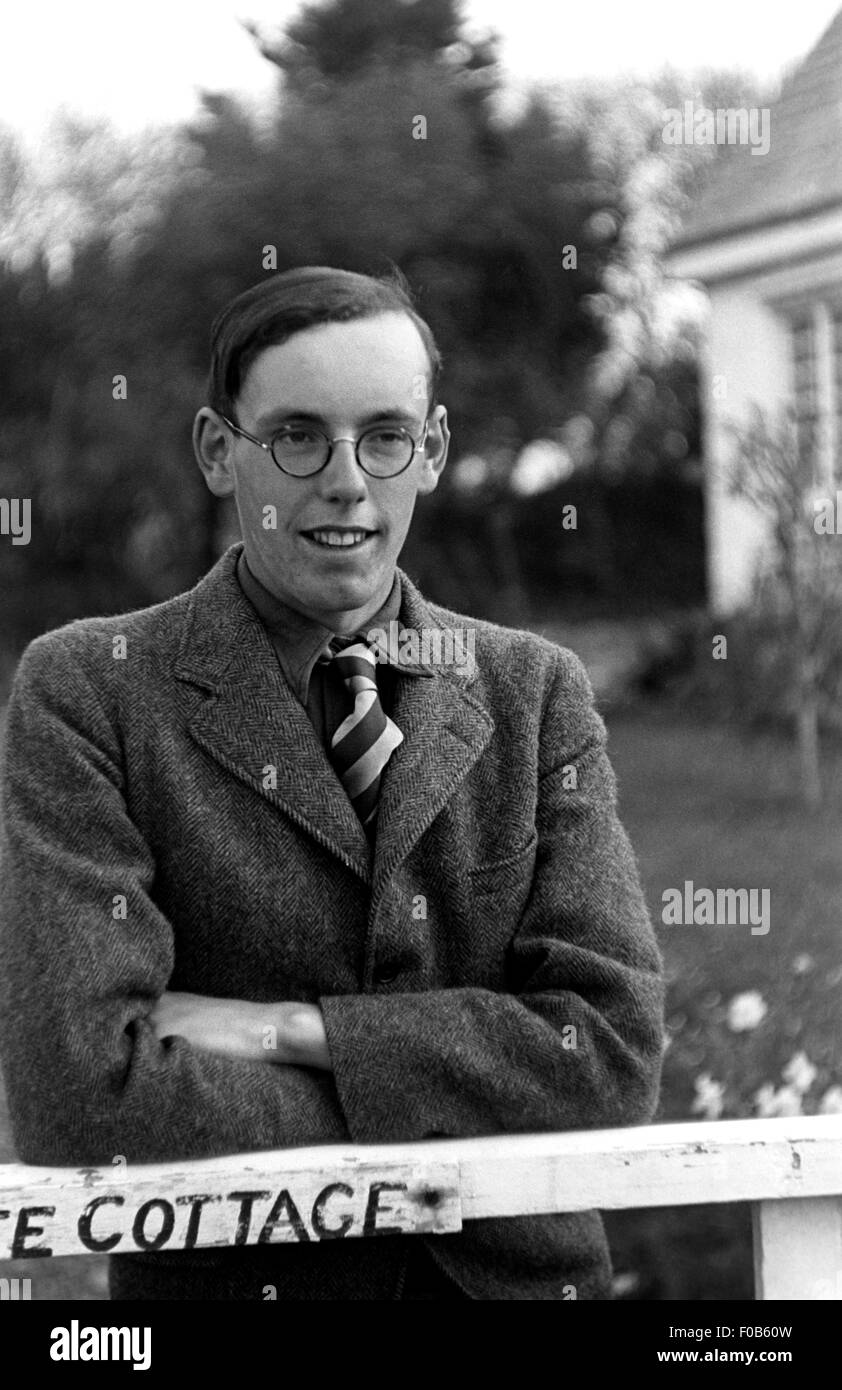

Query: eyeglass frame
left=216, top=410, right=432, bottom=478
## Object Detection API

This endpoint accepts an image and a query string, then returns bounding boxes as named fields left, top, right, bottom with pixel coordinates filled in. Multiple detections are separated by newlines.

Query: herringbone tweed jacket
left=0, top=541, right=664, bottom=1300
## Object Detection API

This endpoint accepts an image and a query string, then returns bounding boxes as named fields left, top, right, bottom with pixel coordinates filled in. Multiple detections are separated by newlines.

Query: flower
left=612, top=1271, right=640, bottom=1297
left=726, top=990, right=767, bottom=1033
left=791, top=954, right=815, bottom=975
left=781, top=1051, right=817, bottom=1095
left=754, top=1084, right=775, bottom=1116
left=754, top=1083, right=802, bottom=1117
left=819, top=1086, right=842, bottom=1114
left=691, top=1072, right=725, bottom=1120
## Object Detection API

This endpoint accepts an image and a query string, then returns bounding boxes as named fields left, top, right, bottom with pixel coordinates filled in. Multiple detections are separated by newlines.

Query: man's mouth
left=300, top=527, right=377, bottom=549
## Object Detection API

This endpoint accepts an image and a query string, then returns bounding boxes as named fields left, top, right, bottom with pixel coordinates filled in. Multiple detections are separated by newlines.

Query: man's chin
left=248, top=536, right=396, bottom=619
left=299, top=563, right=394, bottom=619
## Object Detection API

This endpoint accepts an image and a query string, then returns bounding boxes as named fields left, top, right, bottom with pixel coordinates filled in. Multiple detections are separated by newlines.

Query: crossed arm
left=149, top=992, right=332, bottom=1071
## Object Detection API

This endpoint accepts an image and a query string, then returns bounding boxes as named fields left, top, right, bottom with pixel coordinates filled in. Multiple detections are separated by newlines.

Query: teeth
left=308, top=530, right=369, bottom=547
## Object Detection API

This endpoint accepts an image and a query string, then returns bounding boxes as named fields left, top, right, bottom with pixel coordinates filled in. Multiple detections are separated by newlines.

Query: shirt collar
left=235, top=547, right=434, bottom=703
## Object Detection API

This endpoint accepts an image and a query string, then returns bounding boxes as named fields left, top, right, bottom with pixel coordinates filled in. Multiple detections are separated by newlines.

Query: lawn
left=608, top=707, right=842, bottom=1126
left=603, top=706, right=842, bottom=1300
left=1, top=706, right=839, bottom=1299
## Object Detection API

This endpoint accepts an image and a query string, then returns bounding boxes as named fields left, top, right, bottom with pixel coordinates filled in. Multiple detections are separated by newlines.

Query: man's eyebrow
left=254, top=408, right=421, bottom=430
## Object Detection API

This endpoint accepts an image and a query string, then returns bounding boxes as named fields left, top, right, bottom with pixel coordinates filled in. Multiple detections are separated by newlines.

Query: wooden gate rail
left=1, top=1115, right=841, bottom=1299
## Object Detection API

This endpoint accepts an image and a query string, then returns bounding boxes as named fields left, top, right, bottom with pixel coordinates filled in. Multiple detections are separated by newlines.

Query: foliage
left=0, top=0, right=767, bottom=639
left=248, top=0, right=498, bottom=96
left=725, top=406, right=842, bottom=804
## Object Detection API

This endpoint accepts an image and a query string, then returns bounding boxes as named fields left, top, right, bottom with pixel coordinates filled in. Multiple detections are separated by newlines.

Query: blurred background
left=1, top=0, right=841, bottom=1301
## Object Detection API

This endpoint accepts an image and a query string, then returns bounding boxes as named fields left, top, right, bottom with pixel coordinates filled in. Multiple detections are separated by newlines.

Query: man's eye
left=277, top=428, right=319, bottom=446
left=368, top=429, right=405, bottom=443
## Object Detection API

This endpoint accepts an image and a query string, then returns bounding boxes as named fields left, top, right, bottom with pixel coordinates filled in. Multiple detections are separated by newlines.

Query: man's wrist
left=256, top=1001, right=332, bottom=1070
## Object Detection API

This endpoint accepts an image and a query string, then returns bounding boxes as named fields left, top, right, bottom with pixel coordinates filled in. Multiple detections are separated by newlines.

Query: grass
left=2, top=706, right=840, bottom=1299
left=607, top=707, right=842, bottom=1124
left=603, top=705, right=842, bottom=1300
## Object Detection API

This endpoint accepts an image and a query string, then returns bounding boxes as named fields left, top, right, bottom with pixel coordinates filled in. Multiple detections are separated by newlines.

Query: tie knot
left=322, top=636, right=378, bottom=681
left=317, top=634, right=364, bottom=666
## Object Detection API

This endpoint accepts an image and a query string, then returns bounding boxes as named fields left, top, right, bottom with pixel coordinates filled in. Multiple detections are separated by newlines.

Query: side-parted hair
left=207, top=265, right=443, bottom=420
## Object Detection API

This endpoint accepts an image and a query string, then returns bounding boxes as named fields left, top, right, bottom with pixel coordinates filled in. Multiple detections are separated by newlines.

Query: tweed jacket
left=0, top=541, right=664, bottom=1300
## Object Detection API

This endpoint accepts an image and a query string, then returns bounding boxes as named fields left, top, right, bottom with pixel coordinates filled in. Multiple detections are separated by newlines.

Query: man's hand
left=149, top=992, right=333, bottom=1071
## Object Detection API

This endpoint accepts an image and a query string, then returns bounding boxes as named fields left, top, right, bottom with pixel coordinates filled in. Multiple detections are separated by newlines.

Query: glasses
left=218, top=413, right=430, bottom=478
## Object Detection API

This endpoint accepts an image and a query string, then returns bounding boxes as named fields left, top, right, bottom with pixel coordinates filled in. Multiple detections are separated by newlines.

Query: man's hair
left=207, top=265, right=443, bottom=420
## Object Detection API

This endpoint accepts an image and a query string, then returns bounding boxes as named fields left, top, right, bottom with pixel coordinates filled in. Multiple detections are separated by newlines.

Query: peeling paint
left=76, top=1168, right=105, bottom=1188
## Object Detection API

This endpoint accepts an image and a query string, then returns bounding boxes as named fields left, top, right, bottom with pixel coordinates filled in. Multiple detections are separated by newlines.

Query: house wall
left=701, top=284, right=789, bottom=615
left=682, top=245, right=842, bottom=615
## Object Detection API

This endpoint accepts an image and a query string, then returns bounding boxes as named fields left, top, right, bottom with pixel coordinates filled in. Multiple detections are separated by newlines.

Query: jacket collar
left=175, top=542, right=493, bottom=891
left=234, top=546, right=432, bottom=703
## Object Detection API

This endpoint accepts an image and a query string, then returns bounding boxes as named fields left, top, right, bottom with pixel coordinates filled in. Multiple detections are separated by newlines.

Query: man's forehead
left=240, top=313, right=429, bottom=416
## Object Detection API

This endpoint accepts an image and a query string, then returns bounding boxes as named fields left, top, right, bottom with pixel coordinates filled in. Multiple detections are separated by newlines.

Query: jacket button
left=373, top=963, right=399, bottom=985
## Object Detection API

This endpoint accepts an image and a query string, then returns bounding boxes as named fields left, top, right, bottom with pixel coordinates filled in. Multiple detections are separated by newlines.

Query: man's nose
left=317, top=438, right=369, bottom=495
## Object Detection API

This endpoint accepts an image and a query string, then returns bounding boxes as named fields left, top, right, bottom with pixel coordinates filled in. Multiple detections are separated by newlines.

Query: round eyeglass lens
left=270, top=427, right=414, bottom=476
left=357, top=428, right=414, bottom=475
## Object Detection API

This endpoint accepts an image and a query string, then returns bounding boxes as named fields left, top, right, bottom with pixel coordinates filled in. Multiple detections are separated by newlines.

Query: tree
left=246, top=0, right=494, bottom=88
left=726, top=406, right=842, bottom=809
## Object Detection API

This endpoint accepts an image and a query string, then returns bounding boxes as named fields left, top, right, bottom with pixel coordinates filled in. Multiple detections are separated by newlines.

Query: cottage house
left=664, top=9, right=842, bottom=614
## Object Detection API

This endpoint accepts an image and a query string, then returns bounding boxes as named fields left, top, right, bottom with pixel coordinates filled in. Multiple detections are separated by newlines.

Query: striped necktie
left=324, top=637, right=403, bottom=836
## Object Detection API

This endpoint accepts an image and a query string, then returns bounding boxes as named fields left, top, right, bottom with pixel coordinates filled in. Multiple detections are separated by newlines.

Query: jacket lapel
left=370, top=576, right=494, bottom=895
left=174, top=544, right=494, bottom=890
left=175, top=545, right=372, bottom=882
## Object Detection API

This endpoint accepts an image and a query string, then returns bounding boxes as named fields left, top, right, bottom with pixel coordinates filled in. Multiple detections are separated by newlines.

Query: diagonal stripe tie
left=323, top=637, right=403, bottom=838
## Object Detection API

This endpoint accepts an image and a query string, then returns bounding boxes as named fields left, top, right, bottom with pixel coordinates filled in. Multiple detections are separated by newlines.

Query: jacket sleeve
left=0, top=636, right=350, bottom=1168
left=319, top=646, right=665, bottom=1143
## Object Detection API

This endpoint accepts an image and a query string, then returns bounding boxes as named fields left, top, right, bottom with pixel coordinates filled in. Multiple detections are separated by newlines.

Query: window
left=785, top=299, right=842, bottom=487
left=790, top=312, right=819, bottom=468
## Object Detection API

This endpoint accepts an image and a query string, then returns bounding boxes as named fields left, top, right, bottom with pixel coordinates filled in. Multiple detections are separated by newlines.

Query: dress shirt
left=235, top=547, right=433, bottom=755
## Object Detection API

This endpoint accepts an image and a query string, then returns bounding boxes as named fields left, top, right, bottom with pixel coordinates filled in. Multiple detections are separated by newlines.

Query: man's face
left=194, top=311, right=449, bottom=630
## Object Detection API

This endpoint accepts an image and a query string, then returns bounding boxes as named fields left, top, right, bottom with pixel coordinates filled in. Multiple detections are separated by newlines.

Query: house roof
left=670, top=8, right=842, bottom=251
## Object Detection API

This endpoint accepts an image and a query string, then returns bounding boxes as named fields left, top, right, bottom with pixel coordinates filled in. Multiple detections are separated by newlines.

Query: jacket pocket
left=465, top=830, right=538, bottom=959
left=468, top=829, right=538, bottom=881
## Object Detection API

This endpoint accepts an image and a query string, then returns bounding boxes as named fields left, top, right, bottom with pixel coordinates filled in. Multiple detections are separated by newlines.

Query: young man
left=0, top=266, right=664, bottom=1300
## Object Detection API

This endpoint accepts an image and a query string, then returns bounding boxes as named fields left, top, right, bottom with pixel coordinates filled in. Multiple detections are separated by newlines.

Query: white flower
left=782, top=1051, right=817, bottom=1095
left=773, top=1085, right=803, bottom=1116
left=726, top=990, right=767, bottom=1033
left=792, top=954, right=815, bottom=975
left=819, top=1086, right=842, bottom=1114
left=754, top=1084, right=776, bottom=1117
left=754, top=1083, right=802, bottom=1117
left=691, top=1072, right=725, bottom=1120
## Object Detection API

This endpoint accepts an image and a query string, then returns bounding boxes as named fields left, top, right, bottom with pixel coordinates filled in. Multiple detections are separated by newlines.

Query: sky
left=1, top=0, right=840, bottom=142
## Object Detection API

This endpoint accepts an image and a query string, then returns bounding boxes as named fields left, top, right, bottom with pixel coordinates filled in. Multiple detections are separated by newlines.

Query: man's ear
left=193, top=408, right=237, bottom=498
left=416, top=405, right=450, bottom=497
